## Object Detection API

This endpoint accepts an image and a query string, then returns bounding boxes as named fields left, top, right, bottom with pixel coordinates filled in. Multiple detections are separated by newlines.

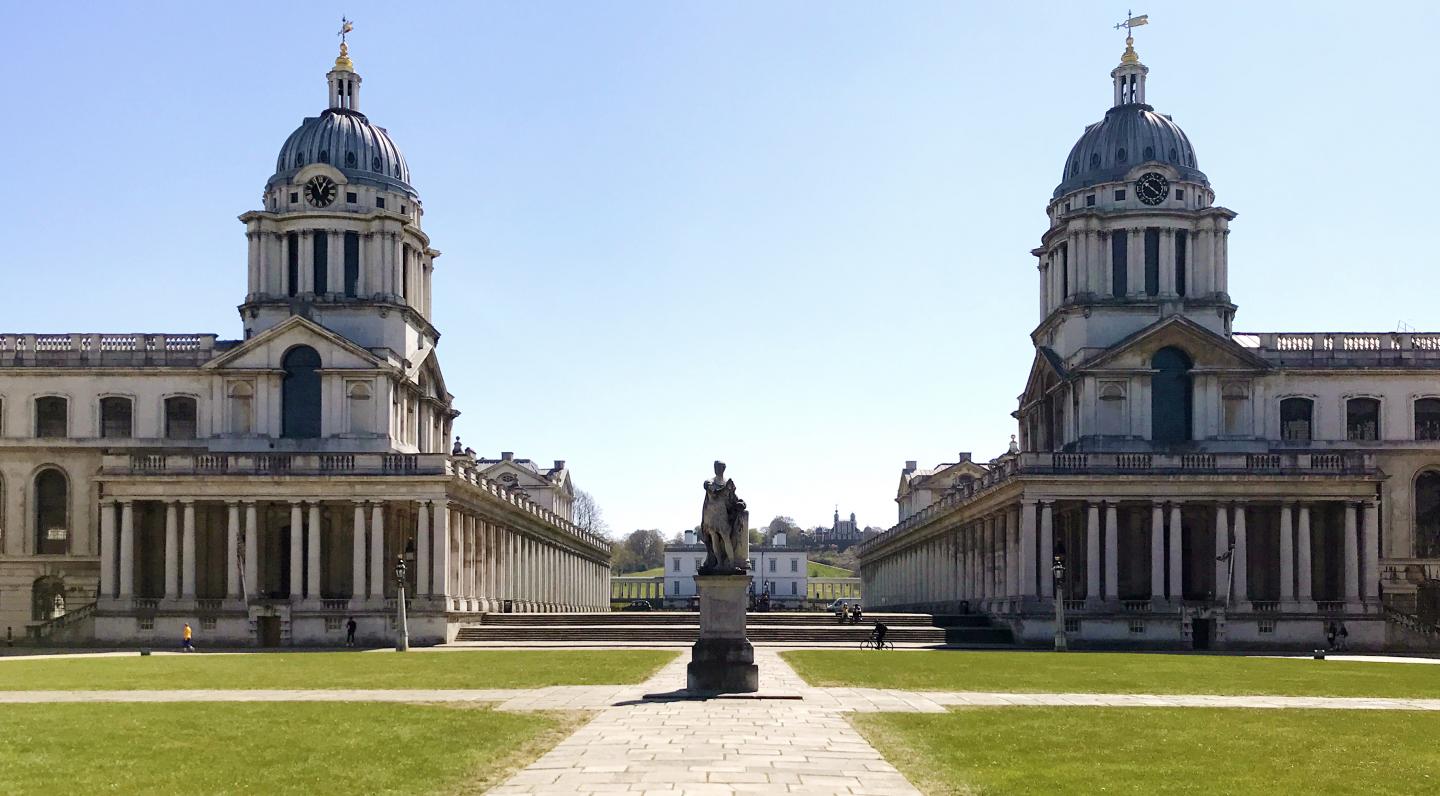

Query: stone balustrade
left=1234, top=331, right=1440, bottom=364
left=0, top=333, right=226, bottom=366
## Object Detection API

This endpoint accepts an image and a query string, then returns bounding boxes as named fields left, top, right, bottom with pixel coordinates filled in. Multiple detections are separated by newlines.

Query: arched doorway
left=32, top=576, right=65, bottom=621
left=1151, top=347, right=1193, bottom=444
left=281, top=346, right=322, bottom=438
left=1415, top=471, right=1440, bottom=558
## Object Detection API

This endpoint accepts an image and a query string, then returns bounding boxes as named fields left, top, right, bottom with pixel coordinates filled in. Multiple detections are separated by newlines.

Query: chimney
left=773, top=530, right=787, bottom=547
left=501, top=451, right=514, bottom=461
left=553, top=459, right=566, bottom=470
left=904, top=460, right=918, bottom=473
left=958, top=452, right=972, bottom=462
left=684, top=529, right=696, bottom=545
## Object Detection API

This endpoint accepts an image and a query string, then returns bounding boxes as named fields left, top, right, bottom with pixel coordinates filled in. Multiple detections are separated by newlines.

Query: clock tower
left=1031, top=34, right=1236, bottom=367
left=237, top=34, right=439, bottom=362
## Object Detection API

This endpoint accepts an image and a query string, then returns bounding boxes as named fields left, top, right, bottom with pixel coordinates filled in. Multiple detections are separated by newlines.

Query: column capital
left=225, top=500, right=240, bottom=508
left=100, top=497, right=116, bottom=507
left=352, top=499, right=369, bottom=507
left=242, top=499, right=258, bottom=507
left=180, top=498, right=195, bottom=506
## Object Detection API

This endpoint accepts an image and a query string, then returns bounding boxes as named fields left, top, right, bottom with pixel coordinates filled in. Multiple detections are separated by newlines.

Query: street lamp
left=1052, top=554, right=1068, bottom=652
left=394, top=555, right=410, bottom=652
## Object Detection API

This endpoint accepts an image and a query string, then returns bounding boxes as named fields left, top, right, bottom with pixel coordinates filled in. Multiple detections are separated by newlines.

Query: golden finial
left=1113, top=11, right=1148, bottom=64
left=1121, top=35, right=1139, bottom=64
left=334, top=18, right=355, bottom=71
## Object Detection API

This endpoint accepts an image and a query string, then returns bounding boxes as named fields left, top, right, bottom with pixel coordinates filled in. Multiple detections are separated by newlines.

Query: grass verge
left=782, top=649, right=1440, bottom=698
left=0, top=650, right=677, bottom=691
left=0, top=701, right=584, bottom=795
left=853, top=707, right=1440, bottom=795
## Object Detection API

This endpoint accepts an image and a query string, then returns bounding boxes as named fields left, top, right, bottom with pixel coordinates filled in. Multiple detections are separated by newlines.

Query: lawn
left=0, top=701, right=580, bottom=795
left=807, top=561, right=852, bottom=577
left=0, top=650, right=676, bottom=691
left=783, top=650, right=1440, bottom=698
left=853, top=707, right=1440, bottom=795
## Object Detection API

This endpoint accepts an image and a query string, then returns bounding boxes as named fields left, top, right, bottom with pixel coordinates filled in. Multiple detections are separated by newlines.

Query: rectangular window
left=1111, top=231, right=1128, bottom=297
left=1114, top=189, right=1126, bottom=201
left=1416, top=399, right=1440, bottom=440
left=324, top=617, right=342, bottom=631
left=343, top=231, right=360, bottom=297
left=1065, top=617, right=1082, bottom=633
left=1175, top=189, right=1185, bottom=201
left=286, top=232, right=299, bottom=297
left=1175, top=230, right=1188, bottom=297
left=1347, top=398, right=1380, bottom=441
left=401, top=247, right=410, bottom=299
left=1086, top=194, right=1096, bottom=207
left=346, top=191, right=358, bottom=203
left=100, top=397, right=132, bottom=439
left=790, top=581, right=797, bottom=595
left=376, top=197, right=386, bottom=209
left=1258, top=619, right=1276, bottom=634
left=672, top=557, right=680, bottom=572
left=768, top=558, right=776, bottom=572
left=1144, top=228, right=1160, bottom=296
left=790, top=558, right=798, bottom=573
left=35, top=396, right=67, bottom=438
left=288, top=192, right=299, bottom=204
left=1281, top=398, right=1313, bottom=442
left=1060, top=243, right=1069, bottom=298
left=137, top=617, right=155, bottom=632
left=202, top=617, right=219, bottom=631
left=1128, top=618, right=1146, bottom=634
left=312, top=233, right=329, bottom=294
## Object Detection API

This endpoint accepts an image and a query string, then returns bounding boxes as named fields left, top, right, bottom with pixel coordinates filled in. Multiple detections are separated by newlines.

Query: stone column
left=1150, top=502, right=1165, bottom=600
left=1167, top=503, right=1183, bottom=601
left=1005, top=510, right=1019, bottom=599
left=306, top=503, right=321, bottom=600
left=369, top=503, right=384, bottom=599
left=352, top=502, right=367, bottom=602
left=1362, top=500, right=1380, bottom=601
left=1214, top=503, right=1230, bottom=602
left=226, top=502, right=240, bottom=599
left=119, top=501, right=135, bottom=599
left=164, top=502, right=180, bottom=600
left=1233, top=503, right=1249, bottom=603
left=1297, top=503, right=1313, bottom=604
left=431, top=500, right=450, bottom=601
left=1020, top=500, right=1037, bottom=598
left=288, top=502, right=304, bottom=599
left=182, top=500, right=197, bottom=599
left=416, top=501, right=431, bottom=595
left=1039, top=502, right=1054, bottom=598
left=244, top=502, right=258, bottom=599
left=1343, top=501, right=1360, bottom=603
left=1279, top=503, right=1295, bottom=603
left=1086, top=502, right=1101, bottom=601
left=1104, top=502, right=1119, bottom=600
left=99, top=499, right=116, bottom=598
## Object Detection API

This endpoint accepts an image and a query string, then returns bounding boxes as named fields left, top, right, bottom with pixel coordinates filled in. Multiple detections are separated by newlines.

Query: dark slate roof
left=1054, top=103, right=1207, bottom=198
left=269, top=109, right=414, bottom=196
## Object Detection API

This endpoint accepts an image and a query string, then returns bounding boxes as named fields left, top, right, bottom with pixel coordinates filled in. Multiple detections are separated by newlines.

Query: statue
left=698, top=460, right=749, bottom=574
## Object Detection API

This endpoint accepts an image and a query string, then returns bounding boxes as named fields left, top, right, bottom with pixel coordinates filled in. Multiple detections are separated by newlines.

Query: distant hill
left=808, top=561, right=853, bottom=578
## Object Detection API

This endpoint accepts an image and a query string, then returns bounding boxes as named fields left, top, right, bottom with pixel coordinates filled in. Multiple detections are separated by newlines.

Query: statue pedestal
left=687, top=574, right=758, bottom=693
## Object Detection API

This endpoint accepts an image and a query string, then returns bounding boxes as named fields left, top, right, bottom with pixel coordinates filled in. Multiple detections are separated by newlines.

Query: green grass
left=624, top=566, right=664, bottom=577
left=0, top=650, right=677, bottom=691
left=0, top=702, right=580, bottom=795
left=807, top=561, right=852, bottom=577
left=783, top=650, right=1440, bottom=698
left=853, top=707, right=1440, bottom=795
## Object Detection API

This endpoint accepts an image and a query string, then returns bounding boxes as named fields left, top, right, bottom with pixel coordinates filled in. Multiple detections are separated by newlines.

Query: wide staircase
left=453, top=611, right=1012, bottom=646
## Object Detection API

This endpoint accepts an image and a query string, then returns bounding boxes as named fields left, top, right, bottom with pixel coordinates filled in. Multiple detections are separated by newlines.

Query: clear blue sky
left=2, top=2, right=1437, bottom=537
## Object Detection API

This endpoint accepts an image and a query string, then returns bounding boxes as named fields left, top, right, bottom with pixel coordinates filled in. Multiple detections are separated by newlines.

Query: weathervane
left=339, top=17, right=354, bottom=46
left=1113, top=10, right=1148, bottom=37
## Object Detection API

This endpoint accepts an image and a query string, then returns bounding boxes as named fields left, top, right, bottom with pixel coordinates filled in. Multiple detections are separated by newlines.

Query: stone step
left=452, top=625, right=951, bottom=643
left=481, top=611, right=938, bottom=627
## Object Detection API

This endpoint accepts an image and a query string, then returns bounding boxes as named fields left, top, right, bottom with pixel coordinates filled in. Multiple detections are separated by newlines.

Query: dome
left=1054, top=103, right=1207, bottom=198
left=269, top=108, right=414, bottom=196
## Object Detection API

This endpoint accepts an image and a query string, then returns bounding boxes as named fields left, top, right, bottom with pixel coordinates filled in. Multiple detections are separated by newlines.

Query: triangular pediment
left=1019, top=347, right=1069, bottom=408
left=203, top=316, right=391, bottom=372
left=1078, top=315, right=1272, bottom=372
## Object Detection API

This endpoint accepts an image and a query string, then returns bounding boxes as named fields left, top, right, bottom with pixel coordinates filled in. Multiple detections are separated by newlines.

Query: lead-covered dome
left=269, top=108, right=413, bottom=195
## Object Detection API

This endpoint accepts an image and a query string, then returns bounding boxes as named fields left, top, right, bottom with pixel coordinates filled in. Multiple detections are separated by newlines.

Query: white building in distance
left=665, top=530, right=808, bottom=607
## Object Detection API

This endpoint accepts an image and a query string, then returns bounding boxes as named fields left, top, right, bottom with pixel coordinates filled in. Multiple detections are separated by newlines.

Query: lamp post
left=1052, top=554, right=1067, bottom=652
left=394, top=556, right=409, bottom=652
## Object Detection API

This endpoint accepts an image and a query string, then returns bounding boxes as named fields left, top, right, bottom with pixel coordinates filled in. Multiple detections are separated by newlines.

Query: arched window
left=1143, top=145, right=1155, bottom=160
left=1150, top=347, right=1192, bottom=443
left=344, top=151, right=356, bottom=167
left=347, top=381, right=372, bottom=434
left=318, top=149, right=329, bottom=164
left=1168, top=147, right=1178, bottom=162
left=282, top=346, right=322, bottom=439
left=1416, top=399, right=1440, bottom=441
left=1280, top=397, right=1314, bottom=442
left=99, top=396, right=133, bottom=438
left=34, top=468, right=68, bottom=555
left=1090, top=153, right=1101, bottom=169
left=372, top=156, right=382, bottom=171
left=35, top=396, right=67, bottom=438
left=228, top=382, right=254, bottom=435
left=164, top=396, right=198, bottom=440
left=1416, top=471, right=1440, bottom=557
left=1346, top=398, right=1380, bottom=441
left=1117, top=147, right=1127, bottom=163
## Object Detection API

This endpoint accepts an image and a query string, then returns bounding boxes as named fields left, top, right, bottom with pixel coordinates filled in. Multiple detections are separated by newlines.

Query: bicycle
left=859, top=636, right=894, bottom=650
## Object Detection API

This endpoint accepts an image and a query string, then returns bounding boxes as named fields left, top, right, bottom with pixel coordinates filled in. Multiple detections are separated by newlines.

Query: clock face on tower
left=1135, top=172, right=1170, bottom=205
left=303, top=175, right=338, bottom=208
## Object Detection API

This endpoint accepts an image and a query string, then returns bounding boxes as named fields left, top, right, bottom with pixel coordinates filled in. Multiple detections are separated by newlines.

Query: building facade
left=858, top=35, right=1439, bottom=650
left=664, top=530, right=808, bottom=607
left=0, top=39, right=611, bottom=646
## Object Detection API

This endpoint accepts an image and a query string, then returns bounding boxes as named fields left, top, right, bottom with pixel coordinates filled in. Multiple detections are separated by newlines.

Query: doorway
left=257, top=616, right=282, bottom=647
left=1192, top=617, right=1213, bottom=650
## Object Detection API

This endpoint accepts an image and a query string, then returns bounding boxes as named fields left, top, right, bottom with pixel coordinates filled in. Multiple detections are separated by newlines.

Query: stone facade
left=0, top=41, right=611, bottom=646
left=858, top=37, right=1439, bottom=651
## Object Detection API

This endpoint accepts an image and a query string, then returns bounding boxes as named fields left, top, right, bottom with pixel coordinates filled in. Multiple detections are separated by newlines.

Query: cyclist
left=869, top=619, right=888, bottom=650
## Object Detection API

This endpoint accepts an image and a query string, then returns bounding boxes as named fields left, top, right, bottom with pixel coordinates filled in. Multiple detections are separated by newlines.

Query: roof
left=1054, top=103, right=1207, bottom=198
left=270, top=109, right=414, bottom=195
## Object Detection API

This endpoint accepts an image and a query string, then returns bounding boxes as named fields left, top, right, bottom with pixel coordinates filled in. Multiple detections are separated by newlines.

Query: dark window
left=344, top=231, right=360, bottom=297
left=281, top=346, right=323, bottom=439
left=1115, top=189, right=1126, bottom=201
left=1175, top=189, right=1185, bottom=201
left=293, top=155, right=304, bottom=168
left=1347, top=398, right=1380, bottom=441
left=289, top=191, right=298, bottom=204
left=99, top=397, right=132, bottom=439
left=1064, top=202, right=1070, bottom=212
left=372, top=156, right=382, bottom=171
left=346, top=191, right=357, bottom=203
left=35, top=397, right=66, bottom=438
left=164, top=396, right=197, bottom=440
left=1144, top=228, right=1160, bottom=296
left=1117, top=147, right=1127, bottom=163
left=1059, top=243, right=1069, bottom=298
left=401, top=247, right=410, bottom=299
left=344, top=152, right=356, bottom=167
left=1417, top=399, right=1440, bottom=440
left=286, top=232, right=299, bottom=297
left=1111, top=231, right=1128, bottom=297
left=1415, top=471, right=1440, bottom=557
left=34, top=468, right=68, bottom=555
left=1168, top=148, right=1178, bottom=162
left=1090, top=153, right=1101, bottom=168
left=1086, top=194, right=1096, bottom=207
left=318, top=149, right=329, bottom=164
left=400, top=205, right=407, bottom=214
left=1175, top=230, right=1188, bottom=297
left=313, top=233, right=329, bottom=294
left=1281, top=398, right=1313, bottom=442
left=376, top=197, right=386, bottom=209
left=1150, top=347, right=1193, bottom=444
left=1143, top=146, right=1155, bottom=160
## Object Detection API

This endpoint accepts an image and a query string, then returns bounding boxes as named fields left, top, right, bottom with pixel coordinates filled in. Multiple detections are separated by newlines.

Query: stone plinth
left=687, top=574, right=759, bottom=693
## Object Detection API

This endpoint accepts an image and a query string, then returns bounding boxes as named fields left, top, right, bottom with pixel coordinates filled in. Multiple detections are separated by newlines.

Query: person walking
left=182, top=622, right=194, bottom=653
left=345, top=617, right=358, bottom=647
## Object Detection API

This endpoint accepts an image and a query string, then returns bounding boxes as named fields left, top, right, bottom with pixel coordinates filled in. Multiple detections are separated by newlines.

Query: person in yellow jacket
left=182, top=622, right=194, bottom=652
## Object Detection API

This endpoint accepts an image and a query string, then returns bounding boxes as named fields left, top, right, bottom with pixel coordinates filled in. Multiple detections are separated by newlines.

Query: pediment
left=480, top=460, right=553, bottom=488
left=1019, top=347, right=1069, bottom=407
left=1078, top=315, right=1271, bottom=372
left=204, top=316, right=390, bottom=372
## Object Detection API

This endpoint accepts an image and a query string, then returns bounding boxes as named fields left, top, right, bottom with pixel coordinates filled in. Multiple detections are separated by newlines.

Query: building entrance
left=257, top=616, right=282, bottom=647
left=1192, top=617, right=1213, bottom=650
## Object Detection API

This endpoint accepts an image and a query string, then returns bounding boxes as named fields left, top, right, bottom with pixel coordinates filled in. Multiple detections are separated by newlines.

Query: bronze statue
left=699, top=460, right=749, bottom=574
